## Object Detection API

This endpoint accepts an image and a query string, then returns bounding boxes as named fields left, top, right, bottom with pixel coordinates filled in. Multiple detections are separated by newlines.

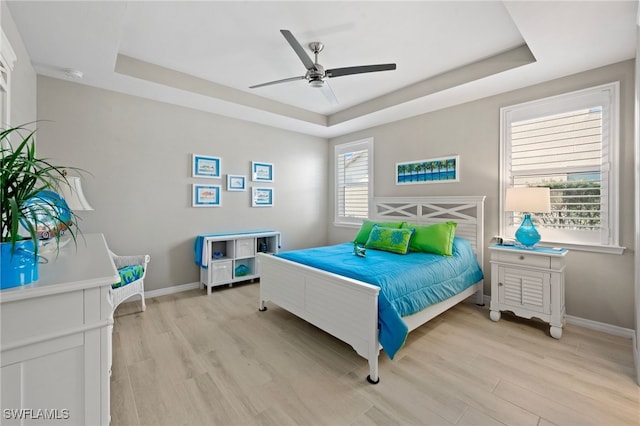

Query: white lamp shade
left=505, top=187, right=550, bottom=213
left=59, top=176, right=94, bottom=211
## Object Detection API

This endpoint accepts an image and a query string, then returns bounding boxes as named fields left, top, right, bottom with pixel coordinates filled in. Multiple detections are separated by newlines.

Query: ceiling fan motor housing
left=306, top=63, right=325, bottom=87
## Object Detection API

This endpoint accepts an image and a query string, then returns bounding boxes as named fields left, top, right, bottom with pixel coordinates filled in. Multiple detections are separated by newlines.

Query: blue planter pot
left=1, top=240, right=39, bottom=289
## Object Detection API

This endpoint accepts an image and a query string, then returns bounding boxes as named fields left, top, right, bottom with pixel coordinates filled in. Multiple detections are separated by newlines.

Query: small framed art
left=227, top=174, right=246, bottom=191
left=251, top=161, right=273, bottom=182
left=396, top=155, right=459, bottom=185
left=192, top=154, right=221, bottom=179
left=252, top=187, right=273, bottom=207
left=193, top=184, right=221, bottom=207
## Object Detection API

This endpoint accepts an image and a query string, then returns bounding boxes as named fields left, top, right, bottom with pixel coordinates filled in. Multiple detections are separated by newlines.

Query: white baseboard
left=635, top=339, right=640, bottom=386
left=144, top=282, right=200, bottom=299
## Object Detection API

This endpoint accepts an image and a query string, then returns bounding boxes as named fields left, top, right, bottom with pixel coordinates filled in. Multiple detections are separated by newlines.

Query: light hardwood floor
left=111, top=282, right=639, bottom=426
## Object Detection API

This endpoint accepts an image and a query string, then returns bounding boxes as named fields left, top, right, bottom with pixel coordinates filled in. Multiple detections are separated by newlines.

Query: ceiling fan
left=250, top=30, right=396, bottom=104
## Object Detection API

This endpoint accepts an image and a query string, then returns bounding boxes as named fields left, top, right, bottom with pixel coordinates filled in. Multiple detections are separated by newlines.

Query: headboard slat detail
left=372, top=196, right=486, bottom=268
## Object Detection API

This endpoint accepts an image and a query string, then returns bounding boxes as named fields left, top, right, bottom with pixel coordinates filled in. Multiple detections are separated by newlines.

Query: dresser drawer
left=495, top=250, right=550, bottom=268
left=1, top=290, right=84, bottom=348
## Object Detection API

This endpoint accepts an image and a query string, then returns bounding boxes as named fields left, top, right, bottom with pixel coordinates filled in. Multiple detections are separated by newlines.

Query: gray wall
left=329, top=60, right=636, bottom=330
left=35, top=77, right=329, bottom=292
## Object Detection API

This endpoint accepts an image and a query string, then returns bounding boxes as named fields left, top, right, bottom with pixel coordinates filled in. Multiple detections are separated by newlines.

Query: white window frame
left=334, top=138, right=373, bottom=227
left=500, top=82, right=624, bottom=254
left=0, top=28, right=16, bottom=130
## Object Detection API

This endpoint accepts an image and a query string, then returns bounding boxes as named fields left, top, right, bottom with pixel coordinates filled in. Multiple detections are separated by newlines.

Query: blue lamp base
left=515, top=213, right=541, bottom=248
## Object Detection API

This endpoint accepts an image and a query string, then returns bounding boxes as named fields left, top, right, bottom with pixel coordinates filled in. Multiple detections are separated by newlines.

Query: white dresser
left=489, top=244, right=568, bottom=339
left=1, top=233, right=118, bottom=425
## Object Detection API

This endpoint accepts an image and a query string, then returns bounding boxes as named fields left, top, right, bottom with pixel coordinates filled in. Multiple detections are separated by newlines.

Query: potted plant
left=1, top=124, right=82, bottom=289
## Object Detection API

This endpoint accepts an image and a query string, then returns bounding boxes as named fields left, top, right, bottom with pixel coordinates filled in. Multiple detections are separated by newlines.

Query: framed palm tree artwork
left=396, top=155, right=459, bottom=185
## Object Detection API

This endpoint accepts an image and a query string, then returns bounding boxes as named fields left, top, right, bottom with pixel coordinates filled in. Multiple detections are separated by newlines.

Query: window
left=500, top=82, right=622, bottom=253
left=0, top=28, right=16, bottom=129
left=335, top=138, right=373, bottom=226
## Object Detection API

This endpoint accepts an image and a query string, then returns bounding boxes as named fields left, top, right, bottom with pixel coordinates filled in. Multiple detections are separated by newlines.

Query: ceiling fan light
left=309, top=78, right=324, bottom=88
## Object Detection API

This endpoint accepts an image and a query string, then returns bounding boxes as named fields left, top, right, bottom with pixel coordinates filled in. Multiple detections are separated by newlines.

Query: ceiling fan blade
left=280, top=30, right=316, bottom=71
left=319, top=81, right=338, bottom=105
left=326, top=63, right=396, bottom=78
left=249, top=75, right=305, bottom=89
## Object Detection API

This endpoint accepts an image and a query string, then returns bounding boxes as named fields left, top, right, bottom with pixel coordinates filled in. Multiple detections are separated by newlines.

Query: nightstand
left=489, top=244, right=568, bottom=339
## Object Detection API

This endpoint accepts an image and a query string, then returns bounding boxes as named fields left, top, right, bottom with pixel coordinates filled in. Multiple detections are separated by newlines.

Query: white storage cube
left=235, top=238, right=255, bottom=259
left=210, top=260, right=233, bottom=284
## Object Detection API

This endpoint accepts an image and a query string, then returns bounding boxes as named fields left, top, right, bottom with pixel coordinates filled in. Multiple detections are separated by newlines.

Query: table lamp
left=59, top=176, right=94, bottom=211
left=40, top=176, right=94, bottom=252
left=505, top=187, right=550, bottom=248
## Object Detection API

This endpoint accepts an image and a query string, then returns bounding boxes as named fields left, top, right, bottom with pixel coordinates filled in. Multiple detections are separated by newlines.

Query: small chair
left=110, top=250, right=150, bottom=314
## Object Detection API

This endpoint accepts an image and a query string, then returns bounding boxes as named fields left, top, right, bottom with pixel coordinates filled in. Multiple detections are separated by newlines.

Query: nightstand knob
left=519, top=255, right=525, bottom=260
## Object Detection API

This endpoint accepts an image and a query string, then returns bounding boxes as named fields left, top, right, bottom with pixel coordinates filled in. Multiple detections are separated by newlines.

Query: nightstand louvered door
left=499, top=266, right=550, bottom=315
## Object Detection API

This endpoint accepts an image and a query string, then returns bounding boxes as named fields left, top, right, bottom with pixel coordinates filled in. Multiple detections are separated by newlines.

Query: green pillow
left=365, top=225, right=414, bottom=255
left=354, top=220, right=405, bottom=244
left=402, top=221, right=457, bottom=256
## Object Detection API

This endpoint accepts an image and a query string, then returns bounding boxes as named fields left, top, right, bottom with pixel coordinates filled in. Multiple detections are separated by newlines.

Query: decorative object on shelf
left=252, top=187, right=273, bottom=207
left=227, top=174, right=246, bottom=191
left=1, top=124, right=84, bottom=289
left=396, top=155, right=459, bottom=185
left=192, top=154, right=221, bottom=178
left=251, top=161, right=273, bottom=182
left=192, top=184, right=221, bottom=207
left=505, top=186, right=550, bottom=248
left=235, top=264, right=250, bottom=277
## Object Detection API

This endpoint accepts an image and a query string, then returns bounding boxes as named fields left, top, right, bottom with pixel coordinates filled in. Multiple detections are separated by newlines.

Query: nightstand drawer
left=495, top=250, right=550, bottom=268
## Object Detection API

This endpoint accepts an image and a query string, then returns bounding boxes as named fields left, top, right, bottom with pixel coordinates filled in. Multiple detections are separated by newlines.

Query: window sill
left=538, top=242, right=625, bottom=255
left=333, top=221, right=362, bottom=229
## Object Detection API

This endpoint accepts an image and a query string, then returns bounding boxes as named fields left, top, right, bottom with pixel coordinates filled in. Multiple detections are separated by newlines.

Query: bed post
left=366, top=296, right=380, bottom=384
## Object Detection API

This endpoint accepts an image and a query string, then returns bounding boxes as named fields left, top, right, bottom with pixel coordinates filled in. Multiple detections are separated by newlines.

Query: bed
left=258, top=196, right=486, bottom=383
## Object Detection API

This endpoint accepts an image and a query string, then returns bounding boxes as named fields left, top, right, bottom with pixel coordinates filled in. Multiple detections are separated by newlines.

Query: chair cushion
left=113, top=265, right=144, bottom=289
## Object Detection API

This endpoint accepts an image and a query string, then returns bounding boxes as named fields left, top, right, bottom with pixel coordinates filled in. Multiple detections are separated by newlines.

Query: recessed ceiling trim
left=329, top=44, right=536, bottom=127
left=115, top=54, right=327, bottom=127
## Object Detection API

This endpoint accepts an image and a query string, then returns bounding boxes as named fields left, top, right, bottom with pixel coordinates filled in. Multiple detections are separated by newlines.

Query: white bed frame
left=258, top=196, right=486, bottom=383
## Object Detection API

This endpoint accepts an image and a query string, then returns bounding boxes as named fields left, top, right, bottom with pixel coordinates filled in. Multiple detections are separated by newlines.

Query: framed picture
left=252, top=187, right=273, bottom=207
left=251, top=161, right=273, bottom=182
left=396, top=155, right=460, bottom=185
left=192, top=154, right=221, bottom=178
left=227, top=174, right=246, bottom=191
left=192, top=184, right=221, bottom=207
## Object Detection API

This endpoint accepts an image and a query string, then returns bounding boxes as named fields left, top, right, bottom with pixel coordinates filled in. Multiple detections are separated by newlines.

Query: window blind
left=335, top=139, right=372, bottom=224
left=337, top=149, right=369, bottom=219
left=511, top=107, right=605, bottom=233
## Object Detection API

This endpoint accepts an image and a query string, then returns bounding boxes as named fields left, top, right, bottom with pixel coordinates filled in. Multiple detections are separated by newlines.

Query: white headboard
left=372, top=196, right=486, bottom=268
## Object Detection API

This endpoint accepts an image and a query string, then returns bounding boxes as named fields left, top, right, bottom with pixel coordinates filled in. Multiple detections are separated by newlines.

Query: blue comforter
left=276, top=237, right=483, bottom=359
